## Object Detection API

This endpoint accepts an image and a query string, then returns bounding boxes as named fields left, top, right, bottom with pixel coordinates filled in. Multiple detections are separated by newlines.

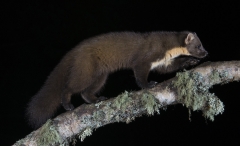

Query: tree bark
left=13, top=61, right=240, bottom=146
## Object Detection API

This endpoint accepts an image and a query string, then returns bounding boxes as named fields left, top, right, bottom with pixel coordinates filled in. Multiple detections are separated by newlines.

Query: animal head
left=184, top=32, right=208, bottom=58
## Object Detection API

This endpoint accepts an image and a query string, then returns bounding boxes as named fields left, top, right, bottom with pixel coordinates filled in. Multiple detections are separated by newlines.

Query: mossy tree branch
left=14, top=61, right=240, bottom=146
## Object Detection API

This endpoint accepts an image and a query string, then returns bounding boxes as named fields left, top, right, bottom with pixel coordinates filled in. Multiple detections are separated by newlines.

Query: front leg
left=133, top=64, right=157, bottom=89
left=159, top=57, right=200, bottom=73
left=181, top=57, right=200, bottom=68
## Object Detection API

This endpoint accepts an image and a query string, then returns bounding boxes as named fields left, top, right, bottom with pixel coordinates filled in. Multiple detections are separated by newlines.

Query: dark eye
left=195, top=44, right=201, bottom=49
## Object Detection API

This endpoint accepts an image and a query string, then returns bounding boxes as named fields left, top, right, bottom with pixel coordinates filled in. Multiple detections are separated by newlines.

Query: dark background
left=1, top=1, right=240, bottom=145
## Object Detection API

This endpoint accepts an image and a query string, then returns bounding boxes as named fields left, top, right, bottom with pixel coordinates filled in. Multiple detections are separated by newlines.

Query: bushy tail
left=26, top=63, right=69, bottom=129
left=26, top=52, right=73, bottom=129
left=26, top=86, right=62, bottom=129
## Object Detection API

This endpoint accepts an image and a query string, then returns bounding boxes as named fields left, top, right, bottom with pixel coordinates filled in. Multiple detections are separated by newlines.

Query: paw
left=147, top=81, right=158, bottom=88
left=96, top=96, right=108, bottom=103
left=62, top=103, right=74, bottom=111
left=183, top=58, right=199, bottom=67
left=190, top=58, right=200, bottom=65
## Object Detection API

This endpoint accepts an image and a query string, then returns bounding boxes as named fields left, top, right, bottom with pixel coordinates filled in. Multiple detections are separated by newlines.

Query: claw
left=148, top=81, right=158, bottom=88
left=62, top=103, right=74, bottom=111
left=96, top=96, right=108, bottom=103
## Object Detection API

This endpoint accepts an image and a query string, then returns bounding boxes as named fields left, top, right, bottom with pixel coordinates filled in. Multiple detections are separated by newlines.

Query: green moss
left=92, top=110, right=105, bottom=127
left=209, top=69, right=221, bottom=83
left=209, top=69, right=229, bottom=85
left=93, top=110, right=105, bottom=121
left=203, top=96, right=224, bottom=121
left=94, top=101, right=103, bottom=108
left=126, top=116, right=135, bottom=124
left=172, top=70, right=224, bottom=121
left=80, top=115, right=92, bottom=125
left=36, top=120, right=65, bottom=146
left=78, top=127, right=92, bottom=142
left=113, top=91, right=132, bottom=111
left=111, top=91, right=136, bottom=123
left=141, top=92, right=161, bottom=115
left=91, top=91, right=136, bottom=126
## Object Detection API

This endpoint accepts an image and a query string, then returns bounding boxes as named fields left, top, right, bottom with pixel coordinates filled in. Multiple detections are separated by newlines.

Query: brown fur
left=26, top=31, right=208, bottom=128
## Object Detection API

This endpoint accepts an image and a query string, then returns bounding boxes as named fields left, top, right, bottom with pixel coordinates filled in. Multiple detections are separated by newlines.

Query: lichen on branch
left=13, top=61, right=240, bottom=146
left=172, top=69, right=224, bottom=121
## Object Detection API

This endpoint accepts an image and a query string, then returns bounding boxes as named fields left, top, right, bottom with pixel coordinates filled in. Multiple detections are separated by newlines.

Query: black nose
left=199, top=50, right=208, bottom=58
left=204, top=51, right=208, bottom=57
left=200, top=47, right=208, bottom=57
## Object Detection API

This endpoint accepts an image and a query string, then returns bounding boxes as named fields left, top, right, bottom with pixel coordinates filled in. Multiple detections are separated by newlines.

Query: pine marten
left=26, top=31, right=208, bottom=128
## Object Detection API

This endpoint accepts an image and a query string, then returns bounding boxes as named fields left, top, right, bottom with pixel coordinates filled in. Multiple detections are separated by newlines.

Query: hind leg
left=81, top=73, right=108, bottom=103
left=61, top=90, right=75, bottom=110
left=61, top=69, right=95, bottom=110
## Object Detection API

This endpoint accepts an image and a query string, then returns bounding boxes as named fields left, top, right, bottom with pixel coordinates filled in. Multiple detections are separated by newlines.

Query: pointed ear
left=185, top=33, right=195, bottom=45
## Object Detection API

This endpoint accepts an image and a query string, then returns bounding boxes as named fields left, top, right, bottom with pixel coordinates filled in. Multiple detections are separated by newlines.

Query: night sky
left=1, top=1, right=240, bottom=145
